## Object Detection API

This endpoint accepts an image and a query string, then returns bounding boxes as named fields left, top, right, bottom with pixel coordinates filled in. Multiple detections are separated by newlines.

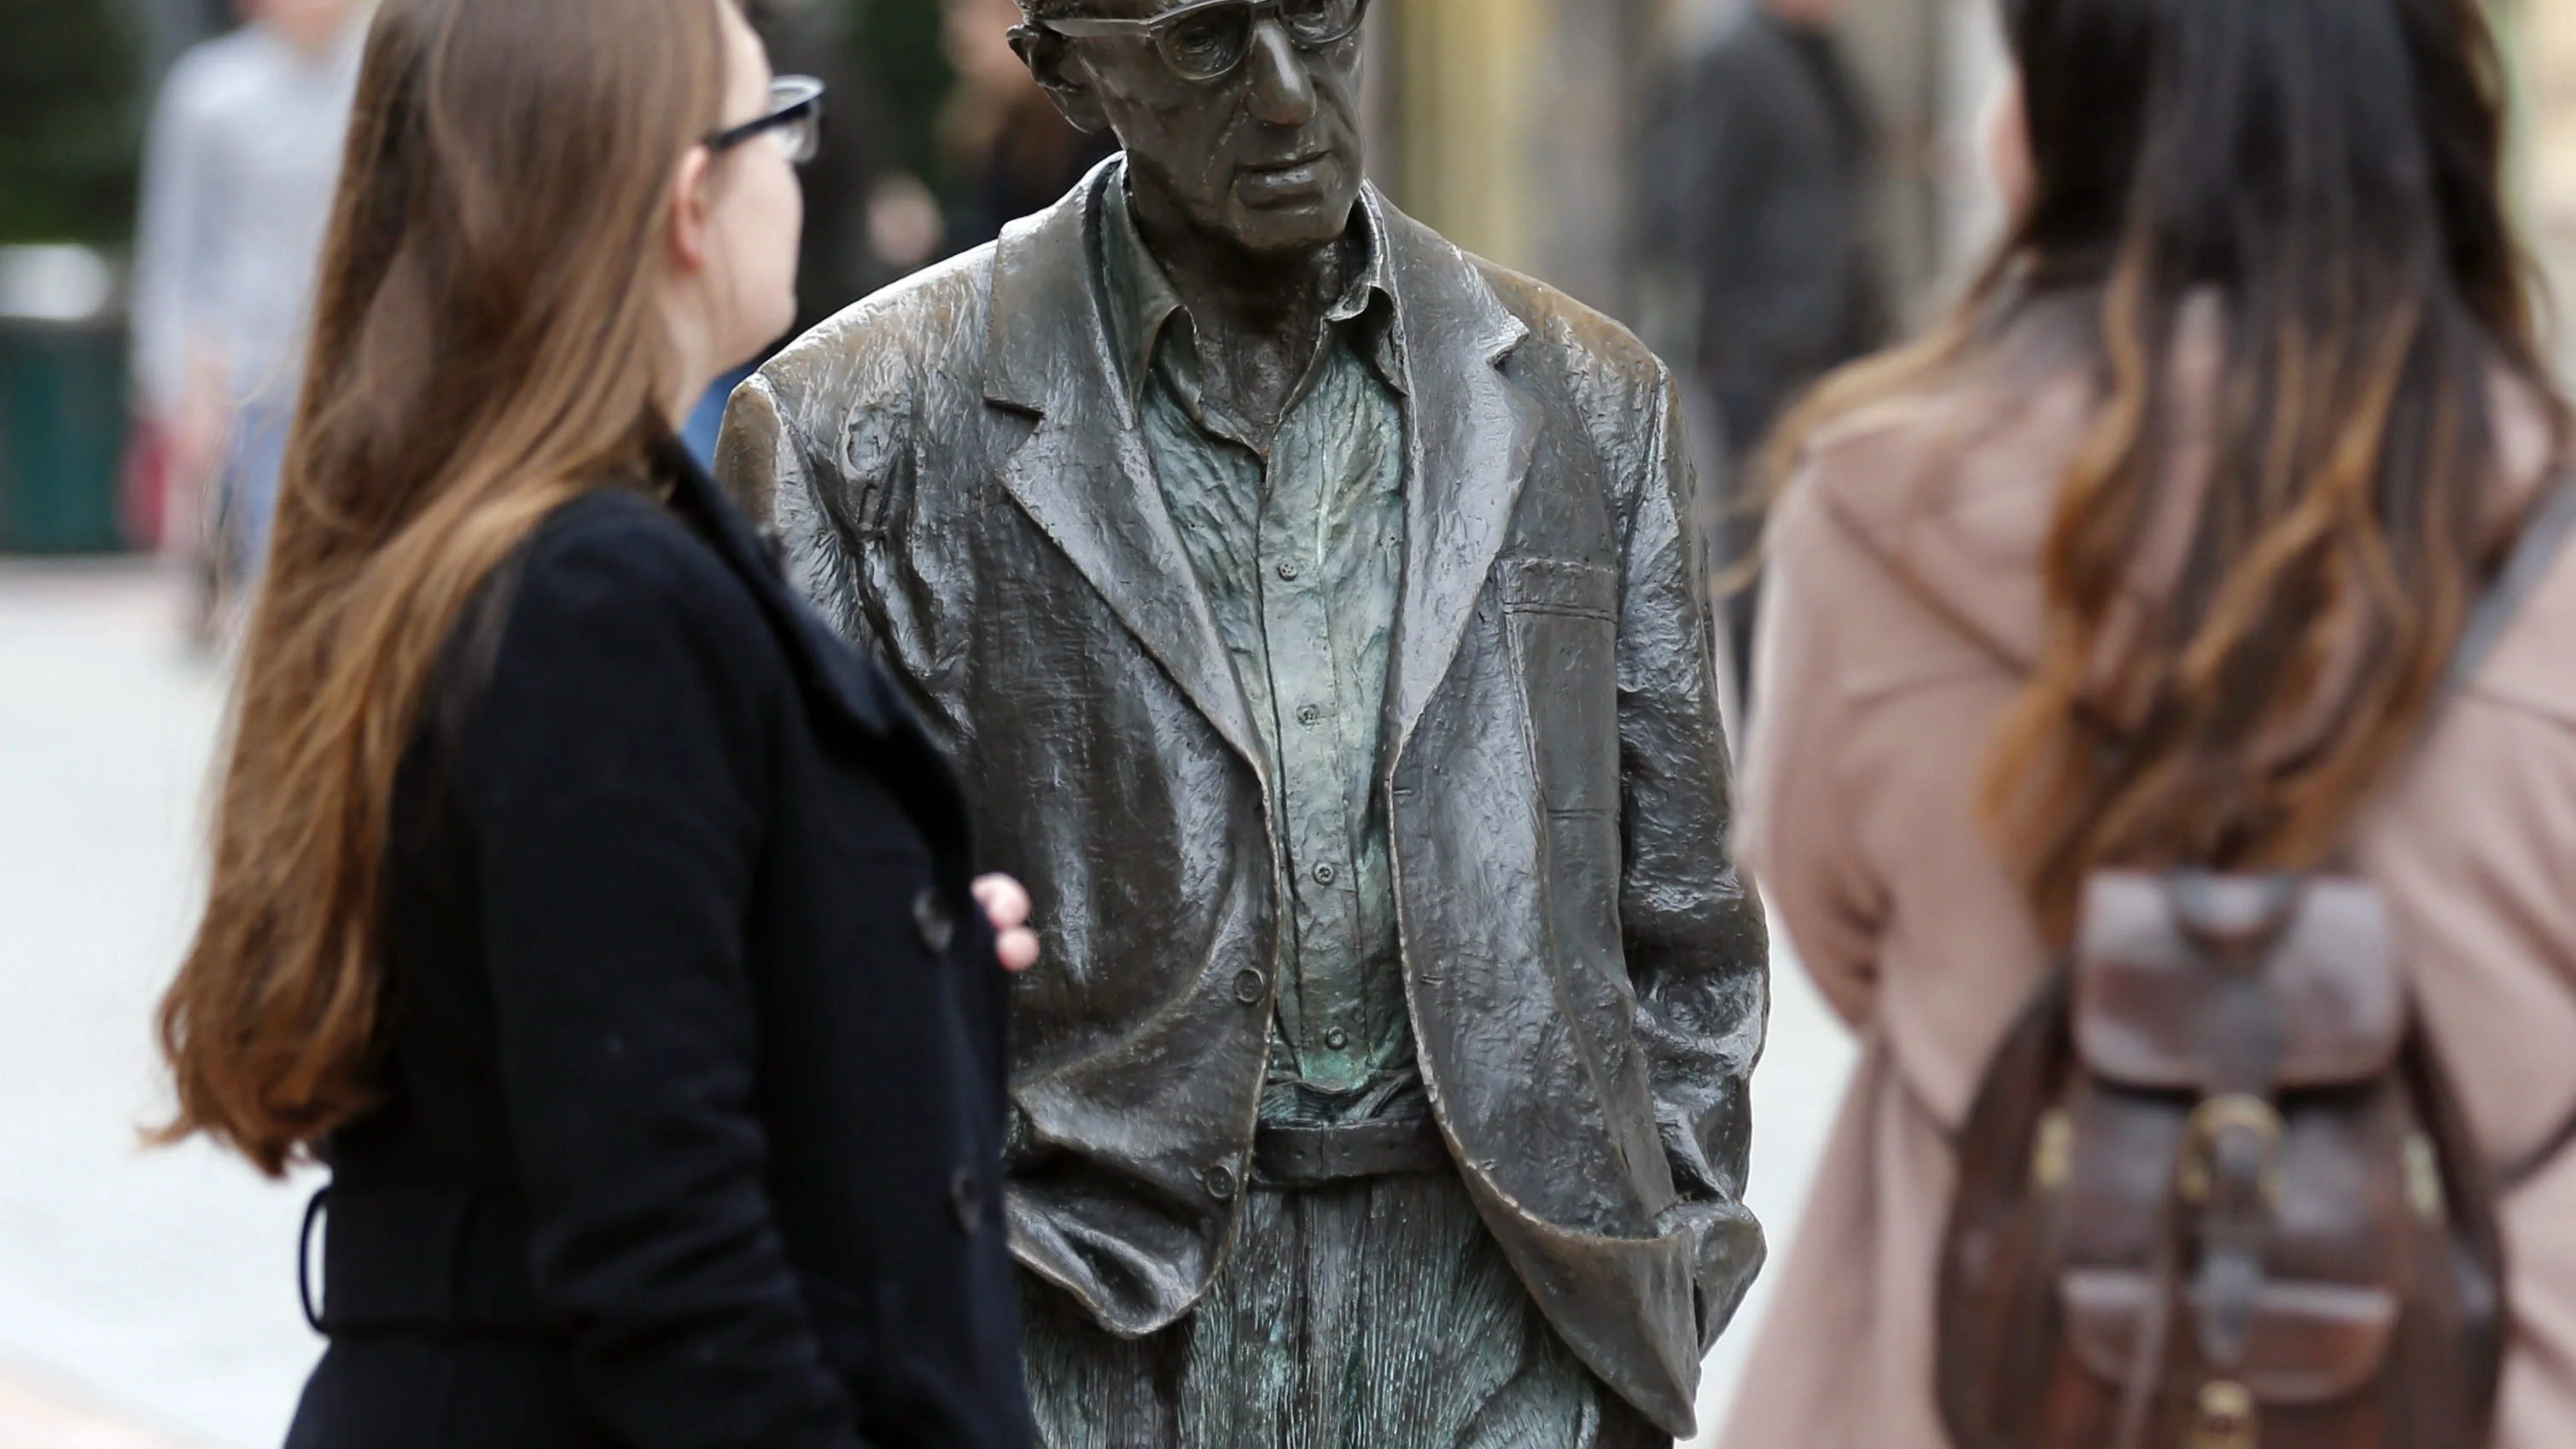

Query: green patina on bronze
left=1023, top=1172, right=1663, bottom=1449
left=1099, top=189, right=1419, bottom=1123
left=724, top=3, right=1772, bottom=1437
left=1011, top=183, right=1659, bottom=1446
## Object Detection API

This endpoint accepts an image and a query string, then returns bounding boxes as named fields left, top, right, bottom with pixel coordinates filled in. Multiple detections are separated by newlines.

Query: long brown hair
left=157, top=0, right=732, bottom=1174
left=1771, top=0, right=2563, bottom=941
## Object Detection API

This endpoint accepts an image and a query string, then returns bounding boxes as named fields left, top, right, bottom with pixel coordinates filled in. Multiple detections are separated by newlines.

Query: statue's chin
left=1215, top=195, right=1363, bottom=261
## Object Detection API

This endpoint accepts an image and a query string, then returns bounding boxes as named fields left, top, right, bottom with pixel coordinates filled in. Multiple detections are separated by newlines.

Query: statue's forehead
left=1052, top=0, right=1231, bottom=19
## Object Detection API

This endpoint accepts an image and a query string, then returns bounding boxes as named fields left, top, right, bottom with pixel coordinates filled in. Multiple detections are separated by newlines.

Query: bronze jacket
left=718, top=162, right=1768, bottom=1438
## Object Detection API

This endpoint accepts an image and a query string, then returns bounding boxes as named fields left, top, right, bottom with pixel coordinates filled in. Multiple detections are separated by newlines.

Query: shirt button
left=913, top=889, right=956, bottom=954
left=1323, top=1027, right=1351, bottom=1051
left=1296, top=703, right=1322, bottom=728
left=1312, top=862, right=1338, bottom=886
left=950, top=1167, right=984, bottom=1233
left=1233, top=968, right=1268, bottom=1004
left=1203, top=1164, right=1239, bottom=1201
left=1276, top=562, right=1301, bottom=582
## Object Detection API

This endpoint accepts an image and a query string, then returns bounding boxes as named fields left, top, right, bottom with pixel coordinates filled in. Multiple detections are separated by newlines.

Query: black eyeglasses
left=1029, top=0, right=1370, bottom=84
left=707, top=74, right=826, bottom=166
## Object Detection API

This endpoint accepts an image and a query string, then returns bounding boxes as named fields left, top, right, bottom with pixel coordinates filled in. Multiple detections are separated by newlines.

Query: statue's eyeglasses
left=706, top=75, right=827, bottom=166
left=1027, top=0, right=1371, bottom=84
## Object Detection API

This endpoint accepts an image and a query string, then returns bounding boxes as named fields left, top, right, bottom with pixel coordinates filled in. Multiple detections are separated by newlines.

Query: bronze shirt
left=1097, top=188, right=1418, bottom=1125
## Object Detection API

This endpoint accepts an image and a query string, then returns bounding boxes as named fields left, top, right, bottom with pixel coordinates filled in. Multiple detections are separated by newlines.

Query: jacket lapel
left=1380, top=203, right=1544, bottom=758
left=982, top=161, right=1267, bottom=777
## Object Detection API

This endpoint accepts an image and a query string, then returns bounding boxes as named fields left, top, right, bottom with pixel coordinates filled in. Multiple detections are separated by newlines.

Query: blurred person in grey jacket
left=130, top=0, right=362, bottom=627
left=1644, top=0, right=1887, bottom=692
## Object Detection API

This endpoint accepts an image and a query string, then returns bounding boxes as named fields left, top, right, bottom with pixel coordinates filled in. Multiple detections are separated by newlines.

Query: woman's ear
left=667, top=143, right=716, bottom=275
left=1009, top=24, right=1114, bottom=137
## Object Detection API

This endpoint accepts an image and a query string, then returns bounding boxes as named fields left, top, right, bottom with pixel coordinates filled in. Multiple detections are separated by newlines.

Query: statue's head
left=1011, top=0, right=1369, bottom=258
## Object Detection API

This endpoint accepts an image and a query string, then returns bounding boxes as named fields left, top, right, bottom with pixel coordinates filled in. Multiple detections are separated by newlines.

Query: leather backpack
left=1936, top=481, right=2576, bottom=1449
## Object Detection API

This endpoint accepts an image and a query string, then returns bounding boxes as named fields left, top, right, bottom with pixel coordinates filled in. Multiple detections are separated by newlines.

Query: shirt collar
left=1099, top=170, right=1407, bottom=416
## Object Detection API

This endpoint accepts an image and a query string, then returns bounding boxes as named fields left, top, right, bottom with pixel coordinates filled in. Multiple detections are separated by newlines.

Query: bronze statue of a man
left=719, top=1, right=1768, bottom=1441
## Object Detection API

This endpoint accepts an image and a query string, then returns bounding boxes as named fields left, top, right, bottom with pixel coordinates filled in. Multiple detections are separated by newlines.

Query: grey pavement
left=0, top=559, right=319, bottom=1449
left=1691, top=939, right=1856, bottom=1445
left=0, top=557, right=1856, bottom=1448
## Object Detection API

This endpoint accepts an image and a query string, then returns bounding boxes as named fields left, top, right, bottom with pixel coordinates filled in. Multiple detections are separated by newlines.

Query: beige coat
left=1722, top=312, right=2576, bottom=1449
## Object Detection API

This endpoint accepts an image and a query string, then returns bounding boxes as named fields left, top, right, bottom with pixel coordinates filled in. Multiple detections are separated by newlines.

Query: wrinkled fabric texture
left=288, top=446, right=1032, bottom=1449
left=717, top=158, right=1769, bottom=1437
left=1019, top=1173, right=1665, bottom=1449
left=1097, top=188, right=1418, bottom=1114
left=1725, top=301, right=2576, bottom=1449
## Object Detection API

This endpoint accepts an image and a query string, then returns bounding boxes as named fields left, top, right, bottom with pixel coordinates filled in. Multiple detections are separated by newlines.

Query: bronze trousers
left=1020, top=1167, right=1666, bottom=1449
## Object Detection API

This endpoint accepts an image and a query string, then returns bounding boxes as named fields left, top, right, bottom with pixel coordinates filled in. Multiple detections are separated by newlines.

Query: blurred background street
left=4, top=0, right=2574, bottom=1444
left=0, top=560, right=316, bottom=1449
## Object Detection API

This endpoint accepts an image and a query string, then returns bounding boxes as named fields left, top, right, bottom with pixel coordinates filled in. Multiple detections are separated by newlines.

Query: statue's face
left=1023, top=1, right=1369, bottom=257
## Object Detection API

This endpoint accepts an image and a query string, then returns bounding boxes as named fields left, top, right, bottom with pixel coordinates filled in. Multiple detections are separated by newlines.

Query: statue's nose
left=1242, top=19, right=1320, bottom=128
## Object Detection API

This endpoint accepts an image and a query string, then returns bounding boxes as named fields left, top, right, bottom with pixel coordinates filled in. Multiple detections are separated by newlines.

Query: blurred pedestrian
left=1728, top=0, right=2576, bottom=1445
left=129, top=0, right=362, bottom=635
left=932, top=0, right=1114, bottom=254
left=150, top=2, right=1035, bottom=1446
left=1643, top=0, right=1886, bottom=697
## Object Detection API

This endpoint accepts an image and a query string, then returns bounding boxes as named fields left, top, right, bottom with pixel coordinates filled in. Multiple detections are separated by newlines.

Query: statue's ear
left=1010, top=24, right=1115, bottom=137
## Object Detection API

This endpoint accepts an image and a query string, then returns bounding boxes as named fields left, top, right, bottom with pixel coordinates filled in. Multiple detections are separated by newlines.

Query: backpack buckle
left=2177, top=1093, right=2284, bottom=1209
left=2189, top=1378, right=2259, bottom=1449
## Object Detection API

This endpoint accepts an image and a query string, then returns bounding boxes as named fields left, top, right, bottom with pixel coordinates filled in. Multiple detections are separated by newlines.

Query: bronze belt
left=1250, top=1116, right=1449, bottom=1190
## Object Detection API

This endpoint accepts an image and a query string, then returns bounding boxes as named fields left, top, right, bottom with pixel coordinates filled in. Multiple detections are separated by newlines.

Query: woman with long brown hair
left=153, top=1, right=1036, bottom=1444
left=1725, top=0, right=2576, bottom=1443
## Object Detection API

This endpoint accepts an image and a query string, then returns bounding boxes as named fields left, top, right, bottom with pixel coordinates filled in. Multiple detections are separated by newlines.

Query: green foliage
left=0, top=0, right=144, bottom=244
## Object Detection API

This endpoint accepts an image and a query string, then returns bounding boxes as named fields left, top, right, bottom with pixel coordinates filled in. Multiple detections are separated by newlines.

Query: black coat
left=285, top=442, right=1032, bottom=1449
left=1644, top=11, right=1888, bottom=457
left=721, top=164, right=1769, bottom=1438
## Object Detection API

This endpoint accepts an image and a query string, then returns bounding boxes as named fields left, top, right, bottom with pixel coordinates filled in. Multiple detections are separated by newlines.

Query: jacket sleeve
left=717, top=372, right=871, bottom=655
left=717, top=365, right=959, bottom=742
left=1735, top=470, right=1888, bottom=1030
left=1616, top=367, right=1771, bottom=1336
left=453, top=511, right=870, bottom=1449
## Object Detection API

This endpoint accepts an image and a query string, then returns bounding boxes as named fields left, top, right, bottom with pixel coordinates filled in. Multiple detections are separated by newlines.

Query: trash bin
left=0, top=246, right=130, bottom=556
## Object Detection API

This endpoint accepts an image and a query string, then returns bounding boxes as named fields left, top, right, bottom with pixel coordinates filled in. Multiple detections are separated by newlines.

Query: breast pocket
left=1500, top=556, right=1620, bottom=816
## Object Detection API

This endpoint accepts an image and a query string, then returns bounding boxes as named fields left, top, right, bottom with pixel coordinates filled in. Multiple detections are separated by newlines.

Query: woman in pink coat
left=1723, top=0, right=2576, bottom=1444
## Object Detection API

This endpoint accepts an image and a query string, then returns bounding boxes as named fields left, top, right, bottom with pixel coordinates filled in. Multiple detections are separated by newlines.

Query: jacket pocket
left=1500, top=557, right=1620, bottom=816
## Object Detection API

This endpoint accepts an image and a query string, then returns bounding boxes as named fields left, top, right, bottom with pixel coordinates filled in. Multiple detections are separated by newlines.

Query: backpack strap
left=2441, top=478, right=2576, bottom=702
left=2505, top=1101, right=2576, bottom=1191
left=2442, top=476, right=2576, bottom=1192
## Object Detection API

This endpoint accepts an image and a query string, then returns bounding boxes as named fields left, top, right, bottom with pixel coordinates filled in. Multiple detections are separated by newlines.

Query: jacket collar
left=1373, top=201, right=1544, bottom=762
left=1096, top=171, right=1407, bottom=420
left=982, top=158, right=1540, bottom=777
